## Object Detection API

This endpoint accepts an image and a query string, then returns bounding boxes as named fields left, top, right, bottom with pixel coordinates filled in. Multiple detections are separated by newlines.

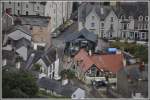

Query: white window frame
left=139, top=16, right=143, bottom=21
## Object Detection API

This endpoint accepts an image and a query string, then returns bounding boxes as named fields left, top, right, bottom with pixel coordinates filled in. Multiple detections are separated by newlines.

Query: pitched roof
left=20, top=15, right=50, bottom=27
left=65, top=28, right=97, bottom=43
left=78, top=3, right=113, bottom=22
left=7, top=25, right=31, bottom=36
left=74, top=49, right=124, bottom=74
left=16, top=46, right=28, bottom=61
left=37, top=77, right=78, bottom=97
left=7, top=25, right=31, bottom=41
left=78, top=2, right=148, bottom=22
left=92, top=54, right=124, bottom=73
left=25, top=47, right=58, bottom=69
left=114, top=2, right=148, bottom=19
left=74, top=49, right=95, bottom=72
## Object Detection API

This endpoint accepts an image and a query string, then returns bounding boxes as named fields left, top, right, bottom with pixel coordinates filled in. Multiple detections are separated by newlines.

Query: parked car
left=96, top=80, right=107, bottom=87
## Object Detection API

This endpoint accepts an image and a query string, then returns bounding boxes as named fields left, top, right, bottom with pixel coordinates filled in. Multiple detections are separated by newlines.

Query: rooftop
left=74, top=49, right=124, bottom=73
left=15, top=15, right=50, bottom=27
left=64, top=28, right=97, bottom=43
left=37, top=77, right=78, bottom=97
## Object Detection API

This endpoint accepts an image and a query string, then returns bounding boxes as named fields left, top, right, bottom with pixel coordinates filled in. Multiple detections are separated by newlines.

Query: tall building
left=3, top=2, right=46, bottom=16
left=45, top=2, right=73, bottom=32
left=2, top=1, right=73, bottom=32
left=78, top=2, right=148, bottom=41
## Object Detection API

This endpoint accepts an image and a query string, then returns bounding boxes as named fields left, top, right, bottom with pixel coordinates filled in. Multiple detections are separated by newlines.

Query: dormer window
left=145, top=16, right=149, bottom=21
left=92, top=16, right=95, bottom=20
left=91, top=23, right=95, bottom=27
left=139, top=16, right=143, bottom=21
left=121, top=15, right=125, bottom=20
left=129, top=16, right=133, bottom=20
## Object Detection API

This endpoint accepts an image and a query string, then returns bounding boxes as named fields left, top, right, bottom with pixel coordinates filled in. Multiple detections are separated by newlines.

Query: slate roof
left=78, top=2, right=148, bottom=22
left=25, top=47, right=59, bottom=69
left=19, top=15, right=50, bottom=27
left=7, top=25, right=31, bottom=36
left=78, top=3, right=113, bottom=22
left=15, top=38, right=31, bottom=50
left=64, top=28, right=97, bottom=43
left=74, top=49, right=124, bottom=74
left=115, top=2, right=148, bottom=19
left=37, top=77, right=78, bottom=97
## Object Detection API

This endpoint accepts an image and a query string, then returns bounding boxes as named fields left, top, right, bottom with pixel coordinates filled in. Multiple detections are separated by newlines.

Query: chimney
left=116, top=50, right=122, bottom=54
left=139, top=61, right=145, bottom=72
left=123, top=58, right=126, bottom=67
left=101, top=7, right=104, bottom=15
left=6, top=8, right=12, bottom=15
left=89, top=50, right=92, bottom=56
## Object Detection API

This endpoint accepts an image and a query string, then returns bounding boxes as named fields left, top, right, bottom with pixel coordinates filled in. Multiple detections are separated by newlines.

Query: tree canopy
left=3, top=69, right=38, bottom=98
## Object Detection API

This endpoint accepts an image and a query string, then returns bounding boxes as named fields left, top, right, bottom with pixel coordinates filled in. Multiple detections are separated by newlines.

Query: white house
left=71, top=88, right=85, bottom=99
left=78, top=2, right=148, bottom=41
left=3, top=2, right=46, bottom=16
left=45, top=2, right=73, bottom=32
left=26, top=47, right=61, bottom=80
left=3, top=1, right=73, bottom=33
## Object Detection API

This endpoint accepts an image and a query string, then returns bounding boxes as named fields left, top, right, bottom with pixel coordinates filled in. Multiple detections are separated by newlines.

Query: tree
left=111, top=42, right=148, bottom=63
left=60, top=69, right=75, bottom=79
left=3, top=69, right=38, bottom=98
left=32, top=63, right=42, bottom=72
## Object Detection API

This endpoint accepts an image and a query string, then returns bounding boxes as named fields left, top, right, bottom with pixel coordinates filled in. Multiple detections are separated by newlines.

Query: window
left=121, top=15, right=125, bottom=20
left=92, top=16, right=95, bottom=20
left=142, top=33, right=145, bottom=39
left=72, top=94, right=76, bottom=98
left=123, top=23, right=127, bottom=30
left=101, top=23, right=104, bottom=29
left=9, top=2, right=11, bottom=4
left=145, top=16, right=149, bottom=21
left=111, top=17, right=113, bottom=22
left=145, top=24, right=148, bottom=29
left=26, top=4, right=28, bottom=8
left=18, top=10, right=20, bottom=15
left=139, top=16, right=143, bottom=21
left=91, top=66, right=97, bottom=77
left=26, top=11, right=28, bottom=15
left=110, top=24, right=113, bottom=30
left=101, top=30, right=104, bottom=37
left=129, top=16, right=133, bottom=20
left=101, top=30, right=104, bottom=34
left=37, top=6, right=39, bottom=10
left=54, top=9, right=56, bottom=13
left=91, top=23, right=95, bottom=27
left=109, top=32, right=112, bottom=37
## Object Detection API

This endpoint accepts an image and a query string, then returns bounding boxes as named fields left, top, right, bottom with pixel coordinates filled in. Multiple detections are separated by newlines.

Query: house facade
left=45, top=2, right=73, bottom=32
left=26, top=47, right=62, bottom=80
left=73, top=49, right=124, bottom=84
left=64, top=28, right=97, bottom=55
left=3, top=1, right=73, bottom=33
left=78, top=2, right=148, bottom=41
left=17, top=15, right=51, bottom=50
left=3, top=2, right=46, bottom=16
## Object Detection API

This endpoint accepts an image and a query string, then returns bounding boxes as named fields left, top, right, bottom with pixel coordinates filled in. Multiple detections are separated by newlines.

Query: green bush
left=110, top=42, right=148, bottom=63
left=60, top=69, right=76, bottom=79
left=3, top=70, right=38, bottom=98
left=32, top=63, right=42, bottom=72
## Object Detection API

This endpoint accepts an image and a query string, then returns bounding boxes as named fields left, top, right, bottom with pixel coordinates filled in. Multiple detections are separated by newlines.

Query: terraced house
left=78, top=2, right=148, bottom=41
